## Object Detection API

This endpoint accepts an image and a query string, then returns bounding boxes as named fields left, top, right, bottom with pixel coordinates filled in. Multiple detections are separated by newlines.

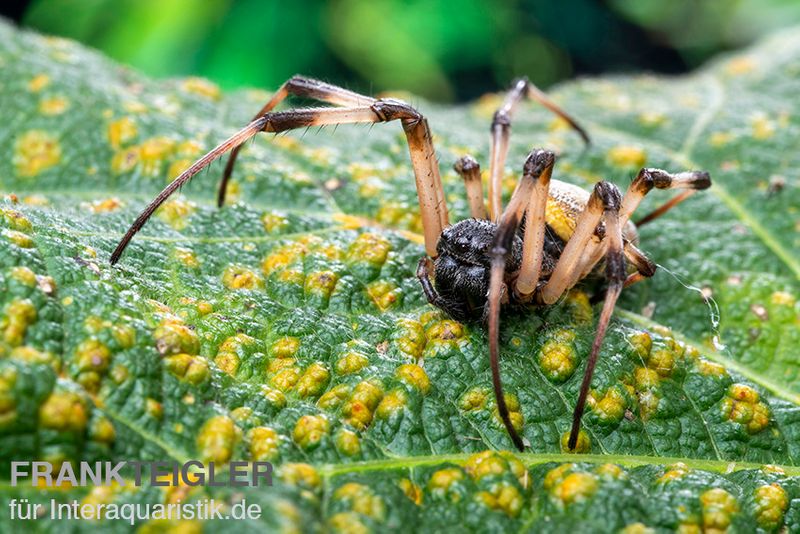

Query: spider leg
left=538, top=182, right=615, bottom=305
left=515, top=150, right=555, bottom=297
left=110, top=96, right=449, bottom=264
left=453, top=155, right=488, bottom=220
left=568, top=185, right=625, bottom=450
left=487, top=149, right=555, bottom=451
left=487, top=78, right=590, bottom=221
left=217, top=76, right=377, bottom=207
left=564, top=167, right=712, bottom=286
left=621, top=167, right=711, bottom=227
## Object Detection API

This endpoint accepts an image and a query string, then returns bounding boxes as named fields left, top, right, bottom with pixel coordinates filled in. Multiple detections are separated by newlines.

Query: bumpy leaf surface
left=1, top=19, right=799, bottom=533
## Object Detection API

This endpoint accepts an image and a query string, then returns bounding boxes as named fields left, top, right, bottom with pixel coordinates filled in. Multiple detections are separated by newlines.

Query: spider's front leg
left=109, top=77, right=450, bottom=264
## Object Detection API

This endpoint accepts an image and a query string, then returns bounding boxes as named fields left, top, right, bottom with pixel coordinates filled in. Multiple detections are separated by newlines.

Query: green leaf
left=1, top=19, right=799, bottom=532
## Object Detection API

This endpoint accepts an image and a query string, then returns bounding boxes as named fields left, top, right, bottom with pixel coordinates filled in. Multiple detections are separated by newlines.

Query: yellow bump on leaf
left=333, top=482, right=387, bottom=520
left=395, top=363, right=430, bottom=394
left=594, top=463, right=625, bottom=480
left=397, top=479, right=422, bottom=506
left=197, top=415, right=238, bottom=464
left=248, top=426, right=281, bottom=461
left=271, top=336, right=300, bottom=359
left=700, top=488, right=739, bottom=532
left=295, top=362, right=330, bottom=398
left=335, top=428, right=361, bottom=456
left=157, top=197, right=196, bottom=230
left=139, top=136, right=178, bottom=176
left=270, top=366, right=301, bottom=392
left=366, top=280, right=400, bottom=311
left=647, top=348, right=676, bottom=377
left=39, top=391, right=87, bottom=432
left=475, top=482, right=524, bottom=518
left=28, top=74, right=51, bottom=92
left=3, top=298, right=37, bottom=346
left=110, top=146, right=139, bottom=173
left=230, top=406, right=253, bottom=424
left=697, top=358, right=727, bottom=377
left=336, top=350, right=369, bottom=375
left=107, top=117, right=137, bottom=149
left=3, top=229, right=34, bottom=248
left=770, top=291, right=795, bottom=306
left=2, top=208, right=33, bottom=232
left=154, top=316, right=199, bottom=356
left=588, top=386, right=626, bottom=424
left=551, top=472, right=598, bottom=506
left=464, top=450, right=508, bottom=481
left=394, top=318, right=427, bottom=358
left=261, top=212, right=288, bottom=233
left=751, top=113, right=775, bottom=140
left=13, top=130, right=62, bottom=177
left=221, top=264, right=264, bottom=290
left=634, top=366, right=661, bottom=389
left=620, top=523, right=655, bottom=534
left=375, top=388, right=407, bottom=420
left=565, top=290, right=593, bottom=324
left=293, top=414, right=329, bottom=449
left=754, top=483, right=788, bottom=530
left=459, top=387, right=488, bottom=411
left=146, top=398, right=163, bottom=420
left=329, top=512, right=368, bottom=534
left=304, top=270, right=338, bottom=298
left=89, top=416, right=116, bottom=444
left=180, top=77, right=221, bottom=100
left=75, top=339, right=111, bottom=375
left=39, top=96, right=69, bottom=115
left=214, top=351, right=239, bottom=376
left=493, top=393, right=524, bottom=433
left=260, top=385, right=287, bottom=409
left=10, top=266, right=36, bottom=286
left=428, top=467, right=465, bottom=500
left=167, top=159, right=192, bottom=180
left=10, top=346, right=57, bottom=368
left=606, top=145, right=647, bottom=169
left=164, top=354, right=210, bottom=385
left=346, top=232, right=391, bottom=266
left=721, top=383, right=770, bottom=434
left=539, top=331, right=577, bottom=382
left=629, top=331, right=652, bottom=359
left=279, top=462, right=321, bottom=489
left=657, top=462, right=690, bottom=484
left=709, top=131, right=734, bottom=147
left=262, top=242, right=306, bottom=275
left=425, top=319, right=464, bottom=341
left=87, top=197, right=123, bottom=213
left=560, top=430, right=591, bottom=453
left=173, top=247, right=200, bottom=269
left=318, top=383, right=350, bottom=411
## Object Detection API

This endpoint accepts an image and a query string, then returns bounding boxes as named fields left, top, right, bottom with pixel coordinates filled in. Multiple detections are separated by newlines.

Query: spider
left=109, top=75, right=711, bottom=452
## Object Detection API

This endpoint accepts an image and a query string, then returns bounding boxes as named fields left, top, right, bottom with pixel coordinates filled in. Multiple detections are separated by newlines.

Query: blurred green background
left=7, top=0, right=800, bottom=101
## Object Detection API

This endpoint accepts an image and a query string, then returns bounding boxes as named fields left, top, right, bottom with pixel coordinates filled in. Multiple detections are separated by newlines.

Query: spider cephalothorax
left=109, top=75, right=711, bottom=452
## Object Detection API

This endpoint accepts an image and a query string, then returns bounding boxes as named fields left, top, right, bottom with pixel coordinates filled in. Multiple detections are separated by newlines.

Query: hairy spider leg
left=568, top=183, right=626, bottom=450
left=110, top=87, right=451, bottom=264
left=217, top=76, right=377, bottom=207
left=453, top=155, right=488, bottom=220
left=487, top=78, right=590, bottom=222
left=487, top=149, right=556, bottom=451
